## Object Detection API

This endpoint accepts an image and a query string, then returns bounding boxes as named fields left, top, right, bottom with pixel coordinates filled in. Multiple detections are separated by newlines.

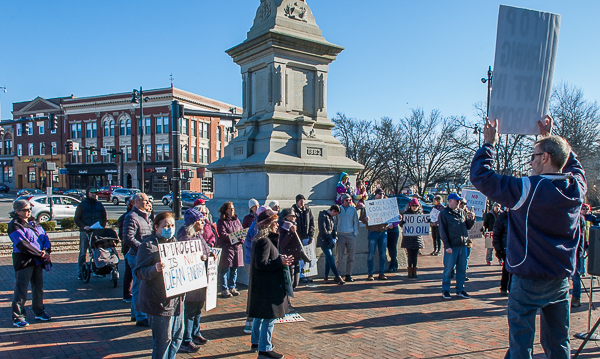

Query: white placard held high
left=364, top=198, right=400, bottom=226
left=489, top=5, right=561, bottom=135
left=461, top=189, right=487, bottom=218
left=402, top=214, right=431, bottom=236
left=158, top=240, right=208, bottom=298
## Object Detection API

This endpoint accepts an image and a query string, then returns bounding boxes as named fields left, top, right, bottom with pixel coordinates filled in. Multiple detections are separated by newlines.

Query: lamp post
left=0, top=87, right=6, bottom=120
left=481, top=66, right=493, bottom=118
left=131, top=88, right=149, bottom=192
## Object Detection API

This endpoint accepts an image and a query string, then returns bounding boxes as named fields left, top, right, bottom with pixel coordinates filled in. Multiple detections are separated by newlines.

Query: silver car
left=25, top=194, right=81, bottom=222
left=111, top=188, right=154, bottom=205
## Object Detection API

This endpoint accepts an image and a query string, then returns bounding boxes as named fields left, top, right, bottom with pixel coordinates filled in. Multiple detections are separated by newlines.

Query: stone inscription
left=306, top=147, right=322, bottom=156
left=234, top=147, right=244, bottom=155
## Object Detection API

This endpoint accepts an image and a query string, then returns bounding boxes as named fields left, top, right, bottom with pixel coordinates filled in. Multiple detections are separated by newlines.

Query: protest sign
left=365, top=198, right=400, bottom=226
left=402, top=214, right=431, bottom=236
left=484, top=232, right=494, bottom=248
left=301, top=239, right=318, bottom=277
left=461, top=189, right=487, bottom=218
left=468, top=221, right=484, bottom=240
left=429, top=208, right=441, bottom=223
left=158, top=240, right=208, bottom=298
left=489, top=5, right=561, bottom=135
left=205, top=248, right=222, bottom=311
left=229, top=228, right=248, bottom=244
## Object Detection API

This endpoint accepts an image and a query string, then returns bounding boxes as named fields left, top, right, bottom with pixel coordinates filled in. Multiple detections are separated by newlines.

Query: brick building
left=8, top=87, right=241, bottom=197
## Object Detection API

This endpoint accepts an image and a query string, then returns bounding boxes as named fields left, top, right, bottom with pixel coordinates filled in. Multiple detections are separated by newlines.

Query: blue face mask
left=161, top=228, right=175, bottom=239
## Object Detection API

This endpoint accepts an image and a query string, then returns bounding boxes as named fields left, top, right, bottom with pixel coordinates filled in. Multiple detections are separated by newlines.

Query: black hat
left=86, top=186, right=98, bottom=195
left=280, top=208, right=295, bottom=219
left=295, top=194, right=305, bottom=202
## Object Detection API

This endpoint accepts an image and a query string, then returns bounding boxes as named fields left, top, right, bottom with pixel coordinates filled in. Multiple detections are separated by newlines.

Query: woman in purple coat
left=216, top=201, right=244, bottom=298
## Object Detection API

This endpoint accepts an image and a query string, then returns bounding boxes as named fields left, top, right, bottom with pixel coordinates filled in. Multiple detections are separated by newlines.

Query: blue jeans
left=442, top=247, right=467, bottom=293
left=571, top=255, right=584, bottom=300
left=220, top=267, right=238, bottom=291
left=182, top=301, right=203, bottom=343
left=126, top=253, right=147, bottom=322
left=320, top=246, right=340, bottom=278
left=367, top=231, right=387, bottom=276
left=466, top=247, right=472, bottom=269
left=251, top=318, right=276, bottom=352
left=148, top=311, right=184, bottom=359
left=504, top=275, right=570, bottom=359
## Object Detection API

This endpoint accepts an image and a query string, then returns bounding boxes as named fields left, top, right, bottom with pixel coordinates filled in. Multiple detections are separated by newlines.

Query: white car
left=111, top=188, right=154, bottom=205
left=22, top=194, right=81, bottom=222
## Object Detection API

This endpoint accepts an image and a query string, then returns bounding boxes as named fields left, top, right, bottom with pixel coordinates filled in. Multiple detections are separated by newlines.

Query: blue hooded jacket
left=470, top=143, right=586, bottom=279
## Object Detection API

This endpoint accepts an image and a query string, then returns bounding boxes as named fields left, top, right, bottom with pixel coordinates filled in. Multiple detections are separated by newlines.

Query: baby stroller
left=81, top=228, right=120, bottom=288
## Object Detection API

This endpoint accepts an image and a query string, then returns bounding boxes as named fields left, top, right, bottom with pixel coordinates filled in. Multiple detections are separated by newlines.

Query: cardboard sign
left=461, top=189, right=487, bottom=218
left=402, top=214, right=431, bottom=236
left=429, top=208, right=441, bottom=223
left=365, top=198, right=400, bottom=226
left=484, top=232, right=494, bottom=249
left=158, top=240, right=208, bottom=298
left=489, top=5, right=561, bottom=135
left=468, top=221, right=484, bottom=240
left=205, top=248, right=222, bottom=311
left=300, top=238, right=318, bottom=277
left=229, top=228, right=248, bottom=244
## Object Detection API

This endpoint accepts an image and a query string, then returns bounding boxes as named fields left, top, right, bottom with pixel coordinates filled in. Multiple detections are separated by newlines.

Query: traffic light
left=49, top=114, right=58, bottom=131
left=89, top=146, right=96, bottom=155
left=110, top=149, right=117, bottom=159
left=66, top=140, right=73, bottom=154
left=25, top=122, right=31, bottom=133
left=0, top=127, right=5, bottom=136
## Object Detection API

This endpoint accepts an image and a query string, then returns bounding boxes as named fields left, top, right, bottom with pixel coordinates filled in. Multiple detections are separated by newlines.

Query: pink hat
left=409, top=198, right=420, bottom=206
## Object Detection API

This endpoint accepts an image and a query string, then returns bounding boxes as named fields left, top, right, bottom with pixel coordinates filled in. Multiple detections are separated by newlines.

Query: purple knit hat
left=184, top=208, right=204, bottom=226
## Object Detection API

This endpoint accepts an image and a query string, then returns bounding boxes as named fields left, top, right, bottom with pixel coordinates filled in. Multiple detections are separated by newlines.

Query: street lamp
left=481, top=66, right=493, bottom=118
left=131, top=87, right=149, bottom=192
left=0, top=87, right=6, bottom=120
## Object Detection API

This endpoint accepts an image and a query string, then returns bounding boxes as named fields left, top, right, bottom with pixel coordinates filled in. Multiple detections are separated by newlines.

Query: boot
left=407, top=268, right=412, bottom=278
left=334, top=276, right=345, bottom=285
left=323, top=276, right=329, bottom=284
left=413, top=268, right=418, bottom=278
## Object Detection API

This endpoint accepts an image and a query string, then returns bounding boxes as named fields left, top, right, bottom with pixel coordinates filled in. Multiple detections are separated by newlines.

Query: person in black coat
left=247, top=208, right=293, bottom=359
left=493, top=209, right=510, bottom=295
left=73, top=186, right=107, bottom=280
left=400, top=199, right=423, bottom=278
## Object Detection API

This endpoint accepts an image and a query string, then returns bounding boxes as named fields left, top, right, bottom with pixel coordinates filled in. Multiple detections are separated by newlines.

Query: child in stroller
left=81, top=228, right=120, bottom=287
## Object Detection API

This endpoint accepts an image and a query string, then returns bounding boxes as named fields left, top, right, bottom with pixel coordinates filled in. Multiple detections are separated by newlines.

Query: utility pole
left=171, top=100, right=184, bottom=220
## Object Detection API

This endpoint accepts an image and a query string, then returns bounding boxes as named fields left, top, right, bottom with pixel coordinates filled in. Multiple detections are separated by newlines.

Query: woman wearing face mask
left=134, top=211, right=184, bottom=359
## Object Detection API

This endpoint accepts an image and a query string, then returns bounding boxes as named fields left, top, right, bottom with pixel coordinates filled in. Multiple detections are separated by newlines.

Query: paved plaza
left=1, top=240, right=599, bottom=359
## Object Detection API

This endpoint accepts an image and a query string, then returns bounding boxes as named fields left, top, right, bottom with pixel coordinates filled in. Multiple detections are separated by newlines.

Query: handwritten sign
left=429, top=208, right=441, bottom=223
left=158, top=240, right=208, bottom=298
left=365, top=198, right=400, bottom=226
left=484, top=232, right=494, bottom=249
left=402, top=214, right=431, bottom=236
left=489, top=5, right=561, bottom=135
left=301, top=238, right=318, bottom=277
left=229, top=228, right=248, bottom=244
left=205, top=248, right=222, bottom=311
left=468, top=221, right=484, bottom=240
left=461, top=189, right=487, bottom=218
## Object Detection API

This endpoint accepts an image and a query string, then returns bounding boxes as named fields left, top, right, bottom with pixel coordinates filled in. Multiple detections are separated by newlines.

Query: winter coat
left=8, top=217, right=52, bottom=271
left=438, top=206, right=475, bottom=249
left=244, top=220, right=258, bottom=265
left=493, top=210, right=509, bottom=259
left=134, top=233, right=184, bottom=317
left=316, top=210, right=337, bottom=248
left=279, top=220, right=310, bottom=264
left=400, top=208, right=424, bottom=249
left=203, top=220, right=217, bottom=247
left=74, top=197, right=107, bottom=231
left=123, top=206, right=153, bottom=256
left=176, top=226, right=210, bottom=302
left=242, top=213, right=255, bottom=229
left=483, top=210, right=500, bottom=232
left=247, top=229, right=289, bottom=319
left=471, top=143, right=586, bottom=279
left=292, top=204, right=315, bottom=240
left=118, top=209, right=132, bottom=255
left=336, top=172, right=352, bottom=205
left=216, top=215, right=244, bottom=268
left=334, top=204, right=359, bottom=235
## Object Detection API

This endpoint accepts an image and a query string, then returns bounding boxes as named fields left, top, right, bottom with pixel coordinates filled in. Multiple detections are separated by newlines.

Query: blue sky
left=1, top=1, right=598, bottom=123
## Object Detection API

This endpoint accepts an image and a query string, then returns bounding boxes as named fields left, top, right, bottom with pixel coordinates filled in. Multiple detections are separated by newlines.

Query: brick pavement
left=1, top=240, right=599, bottom=359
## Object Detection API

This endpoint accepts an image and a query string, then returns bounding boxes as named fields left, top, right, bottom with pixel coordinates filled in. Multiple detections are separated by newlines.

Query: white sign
left=489, top=5, right=561, bottom=135
left=461, top=189, right=487, bottom=218
left=484, top=232, right=494, bottom=249
left=228, top=228, right=248, bottom=245
left=402, top=214, right=431, bottom=236
left=205, top=248, right=222, bottom=311
left=72, top=142, right=80, bottom=151
left=100, top=148, right=108, bottom=156
left=365, top=198, right=400, bottom=226
left=468, top=221, right=484, bottom=240
left=429, top=208, right=441, bottom=223
left=301, top=239, right=318, bottom=277
left=158, top=240, right=208, bottom=298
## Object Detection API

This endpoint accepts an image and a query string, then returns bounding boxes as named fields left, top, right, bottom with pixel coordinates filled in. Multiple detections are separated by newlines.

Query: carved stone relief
left=284, top=1, right=307, bottom=22
left=258, top=0, right=272, bottom=22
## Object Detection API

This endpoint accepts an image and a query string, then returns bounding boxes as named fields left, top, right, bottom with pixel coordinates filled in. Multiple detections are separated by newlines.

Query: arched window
left=104, top=121, right=110, bottom=136
left=110, top=120, right=115, bottom=137
left=126, top=119, right=131, bottom=135
left=120, top=120, right=125, bottom=136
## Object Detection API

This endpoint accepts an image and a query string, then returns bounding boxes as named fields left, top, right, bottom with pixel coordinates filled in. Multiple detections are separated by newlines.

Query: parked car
left=168, top=192, right=209, bottom=210
left=0, top=183, right=10, bottom=193
left=63, top=189, right=86, bottom=201
left=97, top=185, right=123, bottom=201
left=15, top=188, right=44, bottom=198
left=21, top=194, right=81, bottom=222
left=52, top=187, right=67, bottom=195
left=161, top=190, right=203, bottom=205
left=111, top=188, right=154, bottom=205
left=391, top=194, right=433, bottom=214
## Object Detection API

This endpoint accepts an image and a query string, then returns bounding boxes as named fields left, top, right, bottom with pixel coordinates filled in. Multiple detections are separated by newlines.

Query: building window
left=51, top=142, right=57, bottom=155
left=87, top=150, right=97, bottom=163
left=71, top=150, right=81, bottom=164
left=71, top=123, right=82, bottom=139
left=203, top=123, right=209, bottom=139
left=28, top=143, right=34, bottom=156
left=181, top=119, right=188, bottom=135
left=28, top=167, right=36, bottom=183
left=17, top=144, right=22, bottom=156
left=28, top=123, right=33, bottom=135
left=120, top=120, right=126, bottom=136
left=39, top=122, right=45, bottom=135
left=164, top=144, right=170, bottom=160
left=156, top=144, right=163, bottom=161
left=145, top=144, right=151, bottom=161
left=190, top=121, right=196, bottom=137
left=126, top=119, right=131, bottom=135
left=40, top=143, right=45, bottom=156
left=104, top=121, right=110, bottom=136
left=216, top=126, right=222, bottom=159
left=163, top=117, right=169, bottom=133
left=145, top=118, right=151, bottom=135
left=86, top=123, right=97, bottom=138
left=127, top=146, right=132, bottom=161
left=191, top=146, right=197, bottom=162
left=16, top=124, right=22, bottom=136
left=203, top=147, right=209, bottom=164
left=156, top=117, right=162, bottom=134
left=4, top=140, right=12, bottom=155
left=102, top=146, right=112, bottom=163
left=182, top=145, right=188, bottom=162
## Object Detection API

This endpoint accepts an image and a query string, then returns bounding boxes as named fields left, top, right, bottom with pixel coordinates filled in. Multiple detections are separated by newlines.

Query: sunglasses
left=530, top=152, right=544, bottom=162
left=19, top=208, right=32, bottom=212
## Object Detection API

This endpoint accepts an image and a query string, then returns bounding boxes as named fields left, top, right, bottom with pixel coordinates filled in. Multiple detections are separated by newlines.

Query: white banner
left=489, top=5, right=561, bottom=135
left=158, top=240, right=208, bottom=298
left=461, top=189, right=487, bottom=218
left=402, top=214, right=431, bottom=236
left=205, top=248, right=222, bottom=311
left=365, top=198, right=400, bottom=226
left=429, top=208, right=441, bottom=223
left=301, top=239, right=318, bottom=277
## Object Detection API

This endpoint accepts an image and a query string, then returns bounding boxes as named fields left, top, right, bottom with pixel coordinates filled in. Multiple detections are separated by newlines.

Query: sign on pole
left=100, top=148, right=108, bottom=156
left=489, top=5, right=561, bottom=135
left=205, top=248, right=222, bottom=311
left=158, top=240, right=208, bottom=298
left=364, top=198, right=400, bottom=226
left=461, top=189, right=487, bottom=218
left=402, top=214, right=431, bottom=236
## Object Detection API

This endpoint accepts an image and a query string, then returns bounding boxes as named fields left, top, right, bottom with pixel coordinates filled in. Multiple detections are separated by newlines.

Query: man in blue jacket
left=470, top=116, right=586, bottom=359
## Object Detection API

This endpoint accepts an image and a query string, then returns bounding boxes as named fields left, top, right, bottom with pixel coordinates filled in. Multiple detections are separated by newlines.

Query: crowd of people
left=7, top=115, right=594, bottom=358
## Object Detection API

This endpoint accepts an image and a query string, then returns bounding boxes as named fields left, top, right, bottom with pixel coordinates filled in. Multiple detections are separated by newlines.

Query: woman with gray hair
left=9, top=199, right=52, bottom=328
